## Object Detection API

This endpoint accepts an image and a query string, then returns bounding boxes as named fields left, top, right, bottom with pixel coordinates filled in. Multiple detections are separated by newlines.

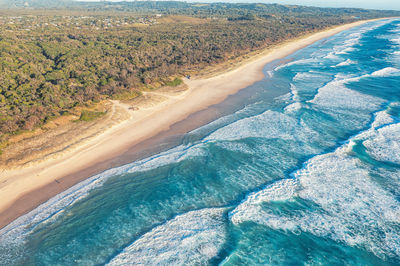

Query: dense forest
left=0, top=1, right=399, bottom=143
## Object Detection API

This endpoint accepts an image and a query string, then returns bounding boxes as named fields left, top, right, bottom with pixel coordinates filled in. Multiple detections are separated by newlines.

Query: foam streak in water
left=108, top=208, right=227, bottom=265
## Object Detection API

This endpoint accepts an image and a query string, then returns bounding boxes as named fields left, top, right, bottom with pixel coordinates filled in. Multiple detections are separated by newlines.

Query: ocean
left=1, top=18, right=400, bottom=265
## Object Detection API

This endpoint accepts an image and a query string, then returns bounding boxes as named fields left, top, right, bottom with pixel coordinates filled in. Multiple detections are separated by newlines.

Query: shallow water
left=1, top=19, right=400, bottom=265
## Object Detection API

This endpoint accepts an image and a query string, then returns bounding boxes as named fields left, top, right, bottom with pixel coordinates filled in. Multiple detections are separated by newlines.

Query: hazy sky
left=83, top=0, right=400, bottom=11
left=189, top=0, right=400, bottom=10
left=249, top=0, right=400, bottom=10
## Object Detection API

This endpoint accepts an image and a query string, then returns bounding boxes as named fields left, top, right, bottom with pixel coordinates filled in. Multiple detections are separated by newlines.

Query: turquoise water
left=1, top=19, right=400, bottom=265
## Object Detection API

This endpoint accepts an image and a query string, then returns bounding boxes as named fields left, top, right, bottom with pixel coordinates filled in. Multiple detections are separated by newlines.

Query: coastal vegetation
left=78, top=110, right=106, bottom=122
left=0, top=1, right=399, bottom=150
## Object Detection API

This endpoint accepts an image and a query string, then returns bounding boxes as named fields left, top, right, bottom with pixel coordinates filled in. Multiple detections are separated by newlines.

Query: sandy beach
left=0, top=19, right=380, bottom=228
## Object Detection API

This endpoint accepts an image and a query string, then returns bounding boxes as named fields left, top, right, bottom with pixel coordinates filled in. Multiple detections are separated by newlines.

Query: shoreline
left=0, top=19, right=382, bottom=229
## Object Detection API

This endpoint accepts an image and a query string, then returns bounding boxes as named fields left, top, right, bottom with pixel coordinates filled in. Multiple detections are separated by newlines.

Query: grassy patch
left=0, top=140, right=9, bottom=155
left=158, top=15, right=207, bottom=24
left=112, top=90, right=142, bottom=100
left=78, top=110, right=106, bottom=122
left=165, top=77, right=183, bottom=87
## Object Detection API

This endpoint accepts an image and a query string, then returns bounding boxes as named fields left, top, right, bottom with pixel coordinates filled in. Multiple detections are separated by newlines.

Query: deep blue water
left=1, top=19, right=400, bottom=265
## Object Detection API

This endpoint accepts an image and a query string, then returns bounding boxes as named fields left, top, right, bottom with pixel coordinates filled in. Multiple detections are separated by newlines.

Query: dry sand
left=0, top=19, right=379, bottom=228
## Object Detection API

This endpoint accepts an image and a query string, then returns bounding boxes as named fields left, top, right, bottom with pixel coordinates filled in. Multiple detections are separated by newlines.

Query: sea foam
left=292, top=72, right=321, bottom=82
left=362, top=123, right=400, bottom=164
left=107, top=208, right=226, bottom=265
left=309, top=75, right=384, bottom=111
left=274, top=58, right=316, bottom=71
left=333, top=59, right=357, bottom=67
left=230, top=110, right=400, bottom=259
left=370, top=67, right=400, bottom=77
left=204, top=110, right=316, bottom=143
